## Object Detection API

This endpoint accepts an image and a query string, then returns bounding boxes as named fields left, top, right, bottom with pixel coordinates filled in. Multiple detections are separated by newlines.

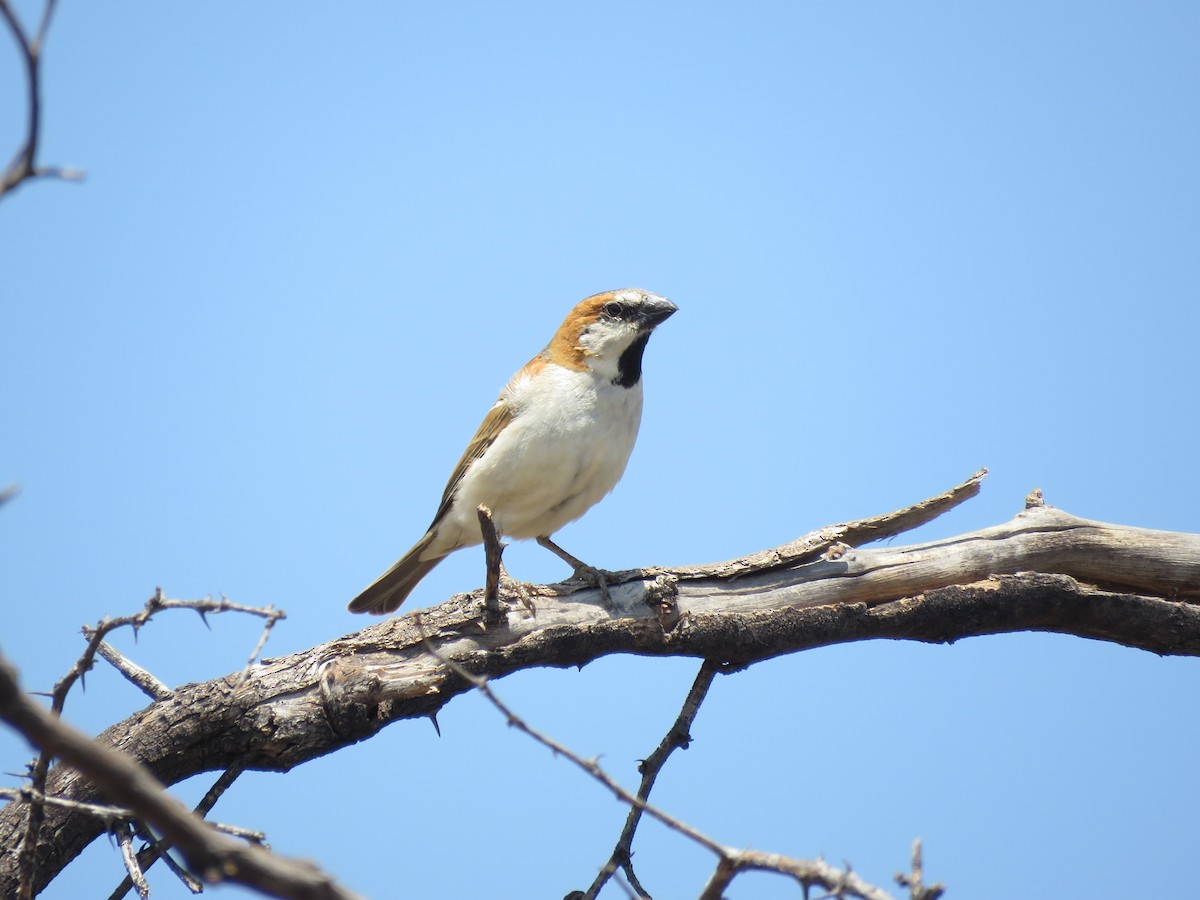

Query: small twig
left=668, top=467, right=987, bottom=584
left=0, top=0, right=83, bottom=200
left=895, top=839, right=945, bottom=900
left=413, top=617, right=896, bottom=900
left=698, top=851, right=893, bottom=900
left=583, top=659, right=720, bottom=899
left=128, top=824, right=204, bottom=895
left=197, top=762, right=248, bottom=822
left=2, top=776, right=261, bottom=899
left=108, top=761, right=249, bottom=899
left=114, top=823, right=150, bottom=899
left=93, top=643, right=172, bottom=701
left=0, top=787, right=133, bottom=823
left=238, top=605, right=286, bottom=683
left=1, top=785, right=259, bottom=841
left=411, top=613, right=723, bottom=854
left=212, top=821, right=268, bottom=843
left=108, top=751, right=252, bottom=899
left=0, top=483, right=18, bottom=507
left=476, top=505, right=506, bottom=623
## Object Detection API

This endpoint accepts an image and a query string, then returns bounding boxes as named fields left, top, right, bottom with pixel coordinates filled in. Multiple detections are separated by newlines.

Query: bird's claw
left=572, top=564, right=614, bottom=606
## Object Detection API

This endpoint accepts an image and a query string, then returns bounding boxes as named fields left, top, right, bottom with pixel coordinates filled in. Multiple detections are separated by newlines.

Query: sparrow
left=348, top=287, right=678, bottom=615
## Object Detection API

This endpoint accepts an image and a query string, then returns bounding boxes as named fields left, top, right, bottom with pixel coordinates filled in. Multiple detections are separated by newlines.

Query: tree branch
left=0, top=655, right=361, bottom=900
left=895, top=839, right=944, bottom=900
left=0, top=0, right=83, bottom=200
left=14, top=589, right=283, bottom=898
left=416, top=626, right=897, bottom=900
left=2, top=473, right=1198, bottom=893
left=581, top=659, right=720, bottom=898
left=107, top=761, right=249, bottom=900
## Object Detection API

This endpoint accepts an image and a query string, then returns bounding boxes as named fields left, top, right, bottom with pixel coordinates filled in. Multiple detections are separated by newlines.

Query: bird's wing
left=427, top=397, right=514, bottom=529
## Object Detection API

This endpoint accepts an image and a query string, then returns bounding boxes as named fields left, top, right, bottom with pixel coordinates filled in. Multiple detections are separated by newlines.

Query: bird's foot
left=536, top=536, right=616, bottom=606
left=570, top=562, right=615, bottom=607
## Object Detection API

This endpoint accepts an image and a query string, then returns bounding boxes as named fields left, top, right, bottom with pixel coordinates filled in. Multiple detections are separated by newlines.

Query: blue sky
left=3, top=2, right=1199, bottom=898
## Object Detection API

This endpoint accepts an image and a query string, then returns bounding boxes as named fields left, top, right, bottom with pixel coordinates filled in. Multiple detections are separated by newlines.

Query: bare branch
left=19, top=589, right=283, bottom=897
left=3, top=477, right=1198, bottom=893
left=235, top=602, right=287, bottom=682
left=0, top=0, right=83, bottom=200
left=93, top=643, right=172, bottom=701
left=583, top=659, right=720, bottom=898
left=114, top=823, right=150, bottom=900
left=698, top=851, right=894, bottom=900
left=0, top=787, right=132, bottom=824
left=409, top=614, right=723, bottom=851
left=666, top=467, right=987, bottom=583
left=895, top=839, right=945, bottom=900
left=0, top=653, right=362, bottom=900
left=417, top=618, right=898, bottom=900
left=128, top=823, right=205, bottom=895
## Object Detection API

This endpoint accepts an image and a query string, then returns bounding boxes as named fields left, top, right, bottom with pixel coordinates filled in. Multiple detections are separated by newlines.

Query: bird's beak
left=639, top=296, right=678, bottom=330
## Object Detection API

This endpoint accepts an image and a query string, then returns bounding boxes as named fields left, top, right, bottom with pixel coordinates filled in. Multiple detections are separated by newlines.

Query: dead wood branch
left=581, top=659, right=719, bottom=898
left=0, top=657, right=360, bottom=900
left=1, top=472, right=1198, bottom=893
left=11, top=590, right=283, bottom=898
left=0, top=0, right=83, bottom=199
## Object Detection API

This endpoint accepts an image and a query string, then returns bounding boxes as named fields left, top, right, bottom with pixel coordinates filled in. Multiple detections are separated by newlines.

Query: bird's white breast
left=434, top=363, right=642, bottom=551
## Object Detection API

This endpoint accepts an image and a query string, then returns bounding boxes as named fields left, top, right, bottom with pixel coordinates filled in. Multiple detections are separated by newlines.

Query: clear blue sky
left=3, top=3, right=1199, bottom=898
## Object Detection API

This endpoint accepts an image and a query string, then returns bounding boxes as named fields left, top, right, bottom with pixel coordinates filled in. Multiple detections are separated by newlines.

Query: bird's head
left=547, top=288, right=677, bottom=387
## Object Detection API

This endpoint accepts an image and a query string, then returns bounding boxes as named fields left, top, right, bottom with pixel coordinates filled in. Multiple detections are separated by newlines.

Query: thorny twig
left=16, top=588, right=283, bottom=899
left=110, top=763, right=255, bottom=897
left=582, top=659, right=720, bottom=899
left=413, top=616, right=905, bottom=900
left=0, top=654, right=360, bottom=900
left=0, top=784, right=262, bottom=842
left=81, top=587, right=286, bottom=683
left=0, top=787, right=134, bottom=825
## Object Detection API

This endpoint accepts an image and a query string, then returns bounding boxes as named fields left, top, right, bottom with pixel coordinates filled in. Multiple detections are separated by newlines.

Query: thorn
left=196, top=609, right=211, bottom=630
left=429, top=712, right=442, bottom=738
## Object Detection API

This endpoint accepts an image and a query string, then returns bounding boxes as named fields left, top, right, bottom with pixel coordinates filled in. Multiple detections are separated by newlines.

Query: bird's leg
left=477, top=505, right=506, bottom=620
left=476, top=505, right=536, bottom=614
left=536, top=535, right=614, bottom=605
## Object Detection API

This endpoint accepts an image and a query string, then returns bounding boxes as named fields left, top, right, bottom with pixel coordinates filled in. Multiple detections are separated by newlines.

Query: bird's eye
left=603, top=301, right=626, bottom=319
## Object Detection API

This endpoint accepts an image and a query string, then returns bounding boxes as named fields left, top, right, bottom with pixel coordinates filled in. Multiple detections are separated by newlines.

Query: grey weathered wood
left=2, top=492, right=1198, bottom=895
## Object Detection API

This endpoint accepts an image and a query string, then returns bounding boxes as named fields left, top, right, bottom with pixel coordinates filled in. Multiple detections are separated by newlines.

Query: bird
left=348, top=287, right=678, bottom=615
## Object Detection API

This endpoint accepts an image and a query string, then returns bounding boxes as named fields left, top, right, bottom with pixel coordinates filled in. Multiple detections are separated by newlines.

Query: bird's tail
left=348, top=532, right=443, bottom=615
